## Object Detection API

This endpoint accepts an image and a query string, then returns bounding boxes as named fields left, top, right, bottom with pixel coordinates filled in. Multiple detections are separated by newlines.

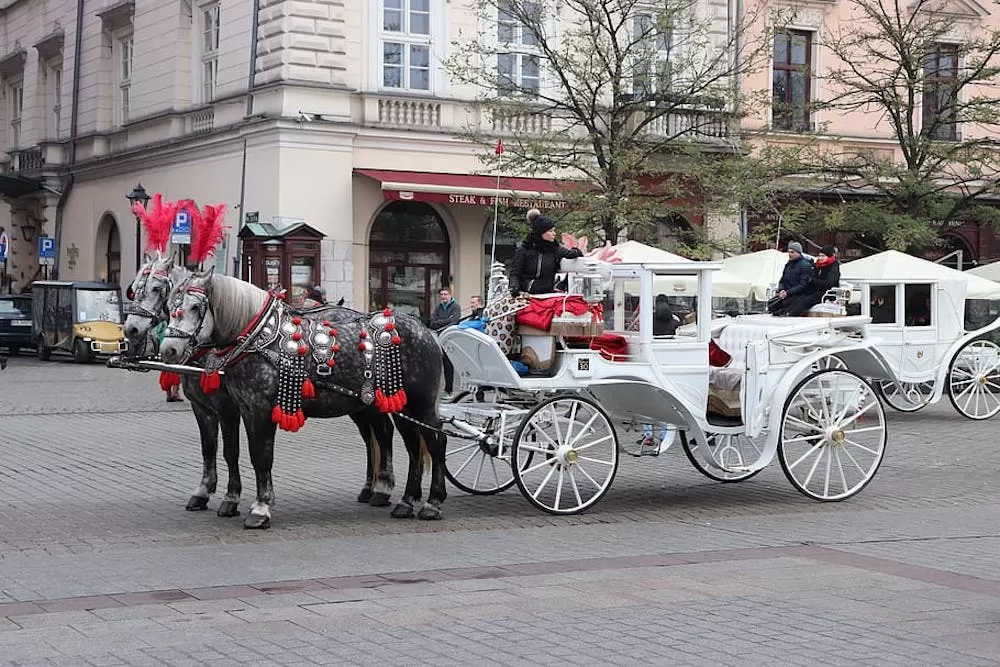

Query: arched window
left=368, top=201, right=450, bottom=320
left=482, top=212, right=521, bottom=295
left=96, top=213, right=121, bottom=284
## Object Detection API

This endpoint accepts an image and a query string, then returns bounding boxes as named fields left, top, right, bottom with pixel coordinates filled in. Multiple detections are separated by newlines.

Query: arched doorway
left=95, top=213, right=121, bottom=283
left=938, top=233, right=976, bottom=270
left=368, top=201, right=450, bottom=320
left=652, top=213, right=699, bottom=253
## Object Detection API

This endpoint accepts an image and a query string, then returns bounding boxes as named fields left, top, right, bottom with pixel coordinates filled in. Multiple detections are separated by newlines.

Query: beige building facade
left=0, top=0, right=597, bottom=318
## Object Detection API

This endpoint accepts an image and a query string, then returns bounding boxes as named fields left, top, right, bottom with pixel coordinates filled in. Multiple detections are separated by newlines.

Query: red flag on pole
left=494, top=138, right=505, bottom=155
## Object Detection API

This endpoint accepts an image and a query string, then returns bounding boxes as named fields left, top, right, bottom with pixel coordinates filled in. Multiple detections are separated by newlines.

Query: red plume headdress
left=132, top=193, right=179, bottom=256
left=188, top=202, right=228, bottom=265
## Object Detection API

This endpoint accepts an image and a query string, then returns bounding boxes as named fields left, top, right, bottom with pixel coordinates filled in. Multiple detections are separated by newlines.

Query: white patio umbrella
left=966, top=261, right=1000, bottom=283
left=722, top=249, right=790, bottom=300
left=610, top=240, right=753, bottom=299
left=841, top=250, right=1000, bottom=299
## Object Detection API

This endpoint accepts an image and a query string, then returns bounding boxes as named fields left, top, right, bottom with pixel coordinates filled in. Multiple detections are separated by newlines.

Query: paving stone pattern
left=0, top=357, right=998, bottom=665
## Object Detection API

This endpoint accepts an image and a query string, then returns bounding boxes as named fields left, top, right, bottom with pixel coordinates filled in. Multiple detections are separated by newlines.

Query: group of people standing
left=767, top=242, right=842, bottom=317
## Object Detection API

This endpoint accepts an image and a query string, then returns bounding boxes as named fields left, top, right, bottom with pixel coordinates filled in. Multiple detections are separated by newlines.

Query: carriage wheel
left=947, top=340, right=1000, bottom=420
left=443, top=391, right=520, bottom=495
left=511, top=394, right=618, bottom=515
left=680, top=430, right=765, bottom=483
left=778, top=369, right=886, bottom=502
left=811, top=355, right=847, bottom=372
left=875, top=380, right=934, bottom=412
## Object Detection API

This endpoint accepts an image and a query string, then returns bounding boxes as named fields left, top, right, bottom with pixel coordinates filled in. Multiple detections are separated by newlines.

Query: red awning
left=354, top=169, right=569, bottom=211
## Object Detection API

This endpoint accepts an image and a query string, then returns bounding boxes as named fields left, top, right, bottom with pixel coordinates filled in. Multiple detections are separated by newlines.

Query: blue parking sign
left=38, top=236, right=55, bottom=266
left=172, top=209, right=192, bottom=245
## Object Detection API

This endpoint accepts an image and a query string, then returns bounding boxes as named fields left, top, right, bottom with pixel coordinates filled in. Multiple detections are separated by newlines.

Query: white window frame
left=631, top=11, right=674, bottom=98
left=114, top=34, right=133, bottom=126
left=199, top=1, right=220, bottom=103
left=378, top=0, right=435, bottom=92
left=7, top=78, right=22, bottom=148
left=494, top=0, right=545, bottom=98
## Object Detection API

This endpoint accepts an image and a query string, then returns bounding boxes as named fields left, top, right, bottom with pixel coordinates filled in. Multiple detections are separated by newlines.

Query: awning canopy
left=0, top=173, right=43, bottom=198
left=354, top=168, right=569, bottom=211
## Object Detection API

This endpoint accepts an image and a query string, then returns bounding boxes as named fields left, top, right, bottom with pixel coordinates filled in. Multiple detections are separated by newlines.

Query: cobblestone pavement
left=1, top=356, right=999, bottom=665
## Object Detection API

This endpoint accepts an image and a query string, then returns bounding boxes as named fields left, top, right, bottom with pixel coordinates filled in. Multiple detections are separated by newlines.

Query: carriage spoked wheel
left=680, top=430, right=765, bottom=483
left=947, top=340, right=1000, bottom=420
left=778, top=369, right=887, bottom=502
left=443, top=390, right=520, bottom=495
left=511, top=394, right=619, bottom=515
left=875, top=380, right=934, bottom=412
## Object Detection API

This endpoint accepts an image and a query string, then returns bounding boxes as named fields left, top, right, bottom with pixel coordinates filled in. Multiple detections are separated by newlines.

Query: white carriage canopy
left=841, top=250, right=1000, bottom=299
left=611, top=241, right=753, bottom=299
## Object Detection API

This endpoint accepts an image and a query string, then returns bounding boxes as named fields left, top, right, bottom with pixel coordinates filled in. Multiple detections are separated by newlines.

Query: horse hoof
left=243, top=513, right=270, bottom=530
left=185, top=496, right=209, bottom=511
left=369, top=492, right=392, bottom=507
left=357, top=488, right=373, bottom=503
left=418, top=505, right=443, bottom=521
left=390, top=503, right=415, bottom=519
left=217, top=501, right=240, bottom=517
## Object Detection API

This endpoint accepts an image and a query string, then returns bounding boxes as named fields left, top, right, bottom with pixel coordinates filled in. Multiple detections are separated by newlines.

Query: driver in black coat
left=508, top=210, right=583, bottom=296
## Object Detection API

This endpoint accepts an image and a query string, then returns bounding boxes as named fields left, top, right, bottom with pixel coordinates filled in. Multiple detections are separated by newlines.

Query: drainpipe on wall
left=52, top=0, right=85, bottom=280
left=236, top=0, right=261, bottom=280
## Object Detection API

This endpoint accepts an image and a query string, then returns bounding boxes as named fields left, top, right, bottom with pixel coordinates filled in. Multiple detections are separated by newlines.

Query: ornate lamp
left=125, top=183, right=151, bottom=269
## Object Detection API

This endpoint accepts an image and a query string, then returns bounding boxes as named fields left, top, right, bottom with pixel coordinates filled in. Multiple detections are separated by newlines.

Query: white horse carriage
left=835, top=252, right=1000, bottom=419
left=437, top=257, right=894, bottom=514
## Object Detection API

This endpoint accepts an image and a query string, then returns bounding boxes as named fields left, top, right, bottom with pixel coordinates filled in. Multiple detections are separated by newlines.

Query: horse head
left=160, top=266, right=217, bottom=364
left=124, top=253, right=187, bottom=353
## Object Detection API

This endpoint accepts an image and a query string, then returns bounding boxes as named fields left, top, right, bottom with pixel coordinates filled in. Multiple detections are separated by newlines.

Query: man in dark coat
left=768, top=241, right=814, bottom=316
left=781, top=245, right=841, bottom=316
left=429, top=287, right=462, bottom=395
left=508, top=210, right=583, bottom=296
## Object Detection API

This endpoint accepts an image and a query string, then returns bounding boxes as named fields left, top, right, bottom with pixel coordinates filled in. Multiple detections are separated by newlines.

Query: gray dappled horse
left=123, top=256, right=398, bottom=522
left=159, top=267, right=448, bottom=528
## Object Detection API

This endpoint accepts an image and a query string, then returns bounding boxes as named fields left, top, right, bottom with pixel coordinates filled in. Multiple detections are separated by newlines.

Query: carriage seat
left=707, top=320, right=780, bottom=417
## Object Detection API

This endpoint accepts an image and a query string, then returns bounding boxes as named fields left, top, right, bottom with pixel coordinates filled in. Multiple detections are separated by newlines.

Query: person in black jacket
left=782, top=245, right=841, bottom=316
left=429, top=287, right=462, bottom=395
left=768, top=241, right=814, bottom=316
left=653, top=294, right=679, bottom=336
left=509, top=210, right=583, bottom=296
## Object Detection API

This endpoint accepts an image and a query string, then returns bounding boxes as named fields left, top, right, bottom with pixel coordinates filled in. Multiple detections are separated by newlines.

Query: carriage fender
left=763, top=343, right=894, bottom=438
left=583, top=379, right=709, bottom=447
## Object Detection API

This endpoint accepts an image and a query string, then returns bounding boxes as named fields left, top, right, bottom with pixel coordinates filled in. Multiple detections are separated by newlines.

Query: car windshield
left=0, top=297, right=30, bottom=318
left=77, top=290, right=122, bottom=324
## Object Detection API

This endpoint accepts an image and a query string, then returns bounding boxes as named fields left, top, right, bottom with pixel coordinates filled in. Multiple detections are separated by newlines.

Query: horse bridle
left=163, top=282, right=214, bottom=359
left=124, top=267, right=172, bottom=321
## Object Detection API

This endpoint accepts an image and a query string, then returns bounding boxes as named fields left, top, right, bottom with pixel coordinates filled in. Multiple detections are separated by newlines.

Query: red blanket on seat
left=566, top=333, right=629, bottom=361
left=515, top=295, right=603, bottom=331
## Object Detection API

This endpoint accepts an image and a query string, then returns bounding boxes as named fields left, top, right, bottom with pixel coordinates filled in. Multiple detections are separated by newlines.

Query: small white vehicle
left=840, top=277, right=1000, bottom=419
left=437, top=260, right=894, bottom=515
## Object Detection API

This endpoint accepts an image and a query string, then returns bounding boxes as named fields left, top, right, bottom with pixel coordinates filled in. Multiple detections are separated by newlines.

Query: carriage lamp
left=126, top=183, right=151, bottom=271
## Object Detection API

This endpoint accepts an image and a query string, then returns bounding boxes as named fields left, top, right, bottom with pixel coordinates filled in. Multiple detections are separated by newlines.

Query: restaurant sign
left=383, top=189, right=568, bottom=211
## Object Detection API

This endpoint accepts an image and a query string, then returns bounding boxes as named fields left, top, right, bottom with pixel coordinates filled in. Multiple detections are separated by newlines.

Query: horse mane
left=207, top=273, right=269, bottom=342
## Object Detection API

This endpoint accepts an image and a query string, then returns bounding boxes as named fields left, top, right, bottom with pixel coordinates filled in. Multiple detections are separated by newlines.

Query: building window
left=7, top=79, right=22, bottom=148
left=117, top=36, right=133, bottom=125
left=923, top=44, right=958, bottom=141
left=772, top=30, right=812, bottom=132
left=632, top=12, right=672, bottom=99
left=497, top=1, right=540, bottom=96
left=381, top=0, right=431, bottom=90
left=200, top=2, right=220, bottom=102
left=49, top=63, right=62, bottom=137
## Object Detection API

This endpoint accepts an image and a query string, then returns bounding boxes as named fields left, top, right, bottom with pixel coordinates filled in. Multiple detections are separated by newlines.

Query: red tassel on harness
left=159, top=371, right=181, bottom=392
left=302, top=377, right=316, bottom=399
left=200, top=369, right=221, bottom=395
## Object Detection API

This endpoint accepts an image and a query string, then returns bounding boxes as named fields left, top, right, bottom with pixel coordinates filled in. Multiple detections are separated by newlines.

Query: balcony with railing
left=7, top=146, right=44, bottom=174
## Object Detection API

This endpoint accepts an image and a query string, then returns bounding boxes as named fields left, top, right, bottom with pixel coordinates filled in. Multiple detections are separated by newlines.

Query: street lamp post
left=125, top=183, right=151, bottom=272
